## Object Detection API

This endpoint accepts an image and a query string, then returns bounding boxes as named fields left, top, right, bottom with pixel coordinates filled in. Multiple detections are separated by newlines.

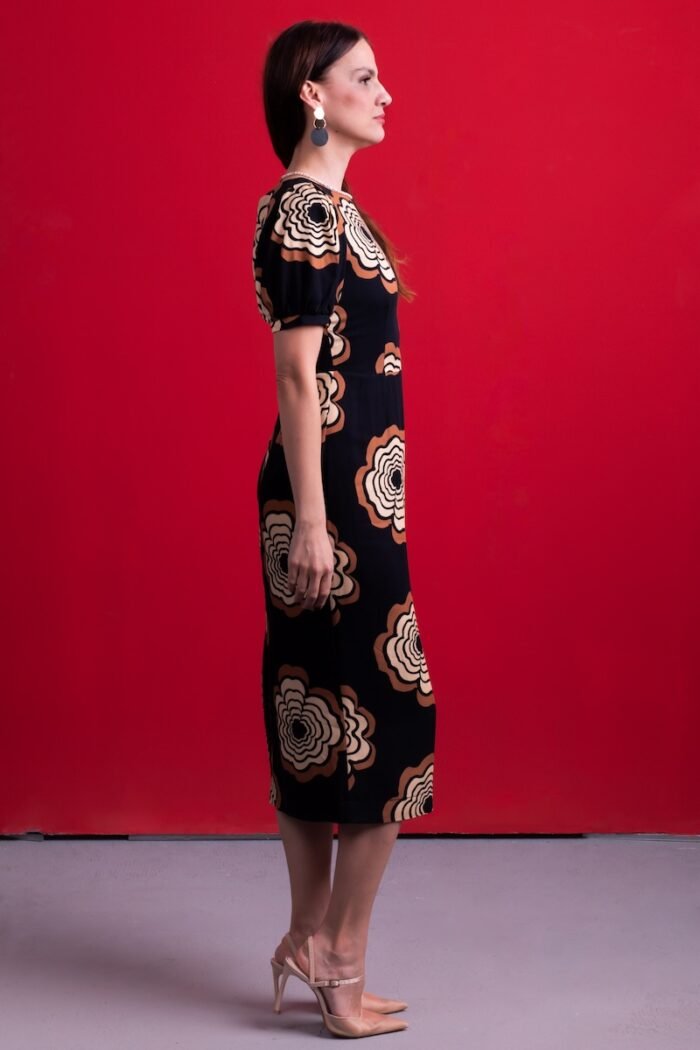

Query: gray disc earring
left=311, top=104, right=329, bottom=146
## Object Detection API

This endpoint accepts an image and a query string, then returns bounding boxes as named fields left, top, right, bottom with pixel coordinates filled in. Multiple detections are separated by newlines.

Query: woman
left=252, top=19, right=437, bottom=1038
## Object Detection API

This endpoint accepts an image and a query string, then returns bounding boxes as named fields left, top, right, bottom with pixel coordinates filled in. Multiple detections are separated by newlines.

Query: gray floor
left=1, top=835, right=698, bottom=1049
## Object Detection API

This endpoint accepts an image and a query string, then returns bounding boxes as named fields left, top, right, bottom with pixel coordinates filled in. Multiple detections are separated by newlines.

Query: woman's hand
left=287, top=519, right=335, bottom=610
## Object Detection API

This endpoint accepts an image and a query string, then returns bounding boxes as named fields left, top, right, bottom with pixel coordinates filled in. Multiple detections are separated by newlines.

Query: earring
left=310, top=104, right=328, bottom=146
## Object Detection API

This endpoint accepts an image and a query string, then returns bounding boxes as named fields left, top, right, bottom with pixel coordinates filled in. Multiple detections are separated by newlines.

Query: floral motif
left=317, top=370, right=347, bottom=440
left=272, top=183, right=344, bottom=267
left=274, top=665, right=346, bottom=782
left=382, top=753, right=434, bottom=821
left=341, top=684, right=377, bottom=790
left=375, top=341, right=402, bottom=375
left=260, top=500, right=360, bottom=622
left=374, top=591, right=435, bottom=706
left=327, top=290, right=351, bottom=364
left=355, top=425, right=406, bottom=543
left=260, top=500, right=301, bottom=617
left=338, top=198, right=397, bottom=292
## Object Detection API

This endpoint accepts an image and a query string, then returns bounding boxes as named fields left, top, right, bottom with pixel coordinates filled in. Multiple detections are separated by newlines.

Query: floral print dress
left=252, top=172, right=436, bottom=823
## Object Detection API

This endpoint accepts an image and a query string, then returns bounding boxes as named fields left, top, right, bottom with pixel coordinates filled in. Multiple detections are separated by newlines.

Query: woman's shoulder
left=254, top=175, right=347, bottom=251
left=253, top=174, right=347, bottom=272
left=263, top=173, right=353, bottom=206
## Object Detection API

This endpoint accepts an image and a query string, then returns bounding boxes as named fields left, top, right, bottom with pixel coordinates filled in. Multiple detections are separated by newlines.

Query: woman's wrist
left=295, top=514, right=327, bottom=529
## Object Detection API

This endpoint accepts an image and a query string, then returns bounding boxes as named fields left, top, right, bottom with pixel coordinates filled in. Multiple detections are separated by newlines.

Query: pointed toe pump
left=270, top=931, right=407, bottom=1015
left=273, top=932, right=409, bottom=1038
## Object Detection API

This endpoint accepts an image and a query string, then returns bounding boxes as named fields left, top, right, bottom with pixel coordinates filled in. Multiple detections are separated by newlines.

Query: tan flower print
left=375, top=341, right=402, bottom=375
left=355, top=424, right=406, bottom=544
left=374, top=591, right=435, bottom=707
left=338, top=198, right=397, bottom=293
left=317, top=370, right=346, bottom=440
left=382, top=753, right=434, bottom=821
left=274, top=665, right=346, bottom=782
left=272, top=183, right=344, bottom=267
left=260, top=500, right=360, bottom=623
left=341, top=684, right=377, bottom=790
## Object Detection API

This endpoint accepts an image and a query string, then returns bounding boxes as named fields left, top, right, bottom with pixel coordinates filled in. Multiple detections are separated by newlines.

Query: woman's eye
left=361, top=76, right=371, bottom=84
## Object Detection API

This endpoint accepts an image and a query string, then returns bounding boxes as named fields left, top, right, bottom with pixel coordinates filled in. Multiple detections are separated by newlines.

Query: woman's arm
left=272, top=326, right=334, bottom=611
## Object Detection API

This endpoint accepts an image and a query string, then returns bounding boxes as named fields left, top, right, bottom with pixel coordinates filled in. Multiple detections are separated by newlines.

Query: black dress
left=252, top=172, right=436, bottom=823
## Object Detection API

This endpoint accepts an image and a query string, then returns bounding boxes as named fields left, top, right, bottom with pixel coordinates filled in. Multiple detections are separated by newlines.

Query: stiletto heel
left=270, top=931, right=407, bottom=1015
left=271, top=956, right=292, bottom=1013
left=282, top=933, right=409, bottom=1038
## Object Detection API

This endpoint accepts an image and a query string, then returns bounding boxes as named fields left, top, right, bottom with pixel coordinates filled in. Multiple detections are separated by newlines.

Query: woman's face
left=311, top=38, right=392, bottom=148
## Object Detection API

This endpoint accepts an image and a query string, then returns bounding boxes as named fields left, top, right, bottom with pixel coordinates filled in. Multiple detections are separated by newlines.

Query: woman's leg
left=292, top=819, right=402, bottom=1017
left=275, top=811, right=335, bottom=945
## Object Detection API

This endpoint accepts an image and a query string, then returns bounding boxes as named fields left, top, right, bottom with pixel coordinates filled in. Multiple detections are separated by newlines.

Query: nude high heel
left=270, top=931, right=408, bottom=1014
left=277, top=932, right=409, bottom=1038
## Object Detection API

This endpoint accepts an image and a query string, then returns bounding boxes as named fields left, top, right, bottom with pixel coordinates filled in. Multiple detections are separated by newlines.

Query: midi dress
left=252, top=172, right=436, bottom=823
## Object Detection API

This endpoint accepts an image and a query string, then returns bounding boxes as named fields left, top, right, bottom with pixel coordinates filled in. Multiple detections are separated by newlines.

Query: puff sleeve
left=252, top=182, right=346, bottom=332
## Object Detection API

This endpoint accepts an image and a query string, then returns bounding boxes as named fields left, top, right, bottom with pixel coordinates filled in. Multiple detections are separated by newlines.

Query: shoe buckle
left=329, top=979, right=340, bottom=987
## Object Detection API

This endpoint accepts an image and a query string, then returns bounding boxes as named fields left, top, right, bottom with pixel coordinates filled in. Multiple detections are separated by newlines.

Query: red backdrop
left=1, top=2, right=698, bottom=835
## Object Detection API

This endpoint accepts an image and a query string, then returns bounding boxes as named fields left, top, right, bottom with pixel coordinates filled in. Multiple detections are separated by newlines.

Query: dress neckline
left=277, top=171, right=353, bottom=200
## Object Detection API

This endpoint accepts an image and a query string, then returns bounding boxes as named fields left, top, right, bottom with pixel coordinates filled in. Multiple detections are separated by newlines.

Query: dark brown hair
left=261, top=19, right=415, bottom=301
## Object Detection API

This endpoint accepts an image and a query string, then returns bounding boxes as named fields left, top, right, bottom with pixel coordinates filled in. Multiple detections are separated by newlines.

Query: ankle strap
left=312, top=974, right=363, bottom=988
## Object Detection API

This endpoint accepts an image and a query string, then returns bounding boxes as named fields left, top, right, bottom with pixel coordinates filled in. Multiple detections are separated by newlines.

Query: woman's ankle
left=313, top=924, right=367, bottom=964
left=289, top=920, right=323, bottom=946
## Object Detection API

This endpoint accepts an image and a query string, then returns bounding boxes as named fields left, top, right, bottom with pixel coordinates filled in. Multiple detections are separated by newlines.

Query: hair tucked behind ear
left=261, top=19, right=415, bottom=302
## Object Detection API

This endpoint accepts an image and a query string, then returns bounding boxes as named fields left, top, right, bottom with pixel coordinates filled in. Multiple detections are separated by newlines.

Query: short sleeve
left=252, top=182, right=346, bottom=332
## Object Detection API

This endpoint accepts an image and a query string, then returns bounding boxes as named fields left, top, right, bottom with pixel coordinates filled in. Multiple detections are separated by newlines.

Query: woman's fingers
left=287, top=527, right=334, bottom=610
left=302, top=565, right=335, bottom=610
left=291, top=566, right=310, bottom=604
left=313, top=567, right=333, bottom=609
left=300, top=567, right=325, bottom=609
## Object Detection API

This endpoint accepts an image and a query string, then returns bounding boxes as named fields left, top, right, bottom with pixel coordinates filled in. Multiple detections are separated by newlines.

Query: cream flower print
left=272, top=183, right=343, bottom=266
left=341, top=685, right=377, bottom=790
left=354, top=424, right=406, bottom=544
left=327, top=292, right=351, bottom=364
left=317, top=370, right=346, bottom=440
left=274, top=665, right=346, bottom=782
left=338, top=198, right=397, bottom=292
left=374, top=591, right=435, bottom=707
left=382, top=753, right=434, bottom=821
left=375, top=341, right=402, bottom=375
left=260, top=500, right=303, bottom=617
left=260, top=500, right=360, bottom=623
